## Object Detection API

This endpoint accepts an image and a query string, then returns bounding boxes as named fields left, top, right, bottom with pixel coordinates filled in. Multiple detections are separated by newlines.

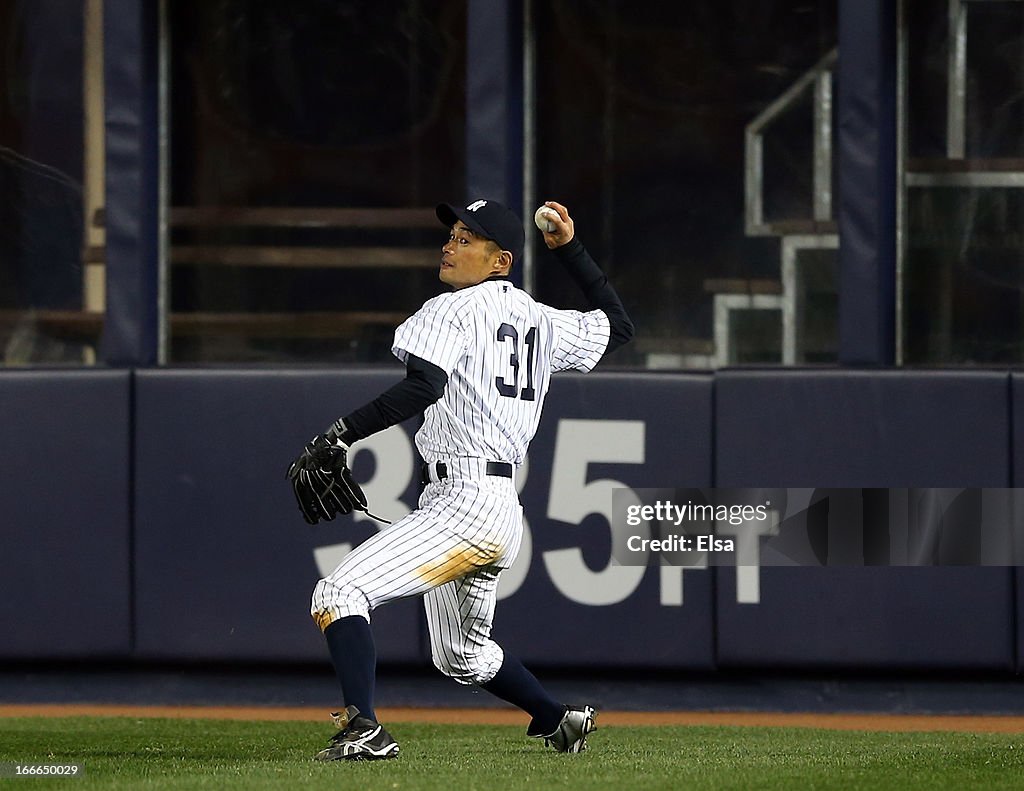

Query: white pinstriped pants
left=311, top=459, right=522, bottom=686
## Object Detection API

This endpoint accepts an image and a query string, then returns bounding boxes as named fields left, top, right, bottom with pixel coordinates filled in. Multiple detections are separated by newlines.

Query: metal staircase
left=712, top=0, right=1024, bottom=367
left=707, top=49, right=839, bottom=367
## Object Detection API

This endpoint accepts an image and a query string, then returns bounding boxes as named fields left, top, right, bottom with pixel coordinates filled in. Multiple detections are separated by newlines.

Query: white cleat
left=536, top=705, right=597, bottom=753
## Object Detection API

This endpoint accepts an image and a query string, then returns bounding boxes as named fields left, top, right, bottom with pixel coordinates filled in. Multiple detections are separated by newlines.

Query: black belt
left=421, top=461, right=513, bottom=484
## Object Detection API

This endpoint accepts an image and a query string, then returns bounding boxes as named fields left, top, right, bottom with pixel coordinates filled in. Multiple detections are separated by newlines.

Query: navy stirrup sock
left=481, top=655, right=565, bottom=735
left=323, top=616, right=377, bottom=722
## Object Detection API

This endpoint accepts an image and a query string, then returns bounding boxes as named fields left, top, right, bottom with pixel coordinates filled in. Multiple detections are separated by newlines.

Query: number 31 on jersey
left=495, top=323, right=537, bottom=401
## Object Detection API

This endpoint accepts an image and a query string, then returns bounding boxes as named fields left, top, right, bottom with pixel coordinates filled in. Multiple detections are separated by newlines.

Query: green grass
left=1, top=716, right=1023, bottom=790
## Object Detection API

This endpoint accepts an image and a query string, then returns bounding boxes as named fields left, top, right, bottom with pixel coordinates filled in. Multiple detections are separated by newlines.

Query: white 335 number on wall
left=312, top=418, right=711, bottom=606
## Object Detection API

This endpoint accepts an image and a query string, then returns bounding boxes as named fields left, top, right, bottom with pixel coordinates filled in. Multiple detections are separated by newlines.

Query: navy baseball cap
left=436, top=199, right=525, bottom=265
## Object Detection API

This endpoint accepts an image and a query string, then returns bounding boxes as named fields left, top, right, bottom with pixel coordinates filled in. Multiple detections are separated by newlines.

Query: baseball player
left=289, top=198, right=634, bottom=761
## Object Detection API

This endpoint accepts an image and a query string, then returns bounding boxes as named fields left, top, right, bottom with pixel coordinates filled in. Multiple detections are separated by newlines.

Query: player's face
left=440, top=222, right=506, bottom=289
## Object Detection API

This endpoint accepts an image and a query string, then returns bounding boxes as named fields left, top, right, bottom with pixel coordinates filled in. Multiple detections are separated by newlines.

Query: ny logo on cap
left=466, top=199, right=488, bottom=212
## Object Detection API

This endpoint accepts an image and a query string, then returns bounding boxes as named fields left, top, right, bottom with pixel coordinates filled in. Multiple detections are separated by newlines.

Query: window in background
left=168, top=0, right=467, bottom=363
left=0, top=0, right=102, bottom=366
left=531, top=1, right=838, bottom=369
left=901, top=0, right=1024, bottom=365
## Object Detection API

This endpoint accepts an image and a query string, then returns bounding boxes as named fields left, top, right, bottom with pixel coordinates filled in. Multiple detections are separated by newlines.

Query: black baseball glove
left=287, top=422, right=368, bottom=525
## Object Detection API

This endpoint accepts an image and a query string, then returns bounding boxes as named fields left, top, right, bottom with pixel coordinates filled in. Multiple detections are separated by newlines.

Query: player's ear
left=496, top=250, right=513, bottom=274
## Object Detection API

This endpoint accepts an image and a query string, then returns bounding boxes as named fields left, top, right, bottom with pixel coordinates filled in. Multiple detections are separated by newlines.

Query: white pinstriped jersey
left=392, top=279, right=611, bottom=465
left=313, top=276, right=615, bottom=686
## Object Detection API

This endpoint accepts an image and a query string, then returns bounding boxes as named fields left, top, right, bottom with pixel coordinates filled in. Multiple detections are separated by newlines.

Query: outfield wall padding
left=0, top=370, right=132, bottom=658
left=2, top=367, right=1021, bottom=672
left=1009, top=374, right=1024, bottom=673
left=131, top=370, right=716, bottom=669
left=714, top=370, right=1014, bottom=670
left=132, top=368, right=424, bottom=663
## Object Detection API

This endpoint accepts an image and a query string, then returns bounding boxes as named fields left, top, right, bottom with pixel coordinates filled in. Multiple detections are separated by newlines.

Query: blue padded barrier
left=132, top=369, right=714, bottom=669
left=1010, top=374, right=1024, bottom=672
left=7, top=366, right=1018, bottom=672
left=0, top=370, right=132, bottom=658
left=714, top=370, right=1014, bottom=670
left=133, top=368, right=423, bottom=663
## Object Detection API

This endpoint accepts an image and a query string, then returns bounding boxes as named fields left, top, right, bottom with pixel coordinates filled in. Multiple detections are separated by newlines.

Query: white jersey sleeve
left=392, top=296, right=469, bottom=374
left=542, top=306, right=611, bottom=373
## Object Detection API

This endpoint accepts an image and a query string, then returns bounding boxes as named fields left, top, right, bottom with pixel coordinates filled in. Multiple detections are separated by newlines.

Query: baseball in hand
left=534, top=205, right=558, bottom=233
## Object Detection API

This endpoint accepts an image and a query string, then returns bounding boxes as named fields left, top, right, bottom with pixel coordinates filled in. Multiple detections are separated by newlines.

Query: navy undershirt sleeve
left=551, top=237, right=635, bottom=353
left=341, top=355, right=447, bottom=441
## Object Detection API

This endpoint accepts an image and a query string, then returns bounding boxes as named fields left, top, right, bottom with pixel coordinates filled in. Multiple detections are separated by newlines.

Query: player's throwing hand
left=536, top=200, right=574, bottom=249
